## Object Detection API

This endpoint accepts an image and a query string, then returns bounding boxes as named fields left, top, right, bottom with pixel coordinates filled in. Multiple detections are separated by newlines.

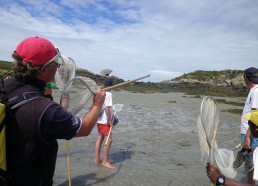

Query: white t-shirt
left=97, top=91, right=113, bottom=124
left=240, top=85, right=258, bottom=134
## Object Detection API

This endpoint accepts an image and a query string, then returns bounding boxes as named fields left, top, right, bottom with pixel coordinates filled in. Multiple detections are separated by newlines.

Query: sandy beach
left=52, top=91, right=248, bottom=186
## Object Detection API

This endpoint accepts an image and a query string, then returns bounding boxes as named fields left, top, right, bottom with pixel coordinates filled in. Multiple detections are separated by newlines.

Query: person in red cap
left=206, top=110, right=258, bottom=186
left=4, top=36, right=105, bottom=186
left=233, top=67, right=258, bottom=185
left=94, top=77, right=116, bottom=169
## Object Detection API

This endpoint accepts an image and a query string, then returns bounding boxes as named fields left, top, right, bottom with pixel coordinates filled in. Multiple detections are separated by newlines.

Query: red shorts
left=97, top=124, right=111, bottom=136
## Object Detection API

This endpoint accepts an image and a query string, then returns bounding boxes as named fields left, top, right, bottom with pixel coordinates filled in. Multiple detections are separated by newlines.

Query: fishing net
left=54, top=55, right=76, bottom=186
left=60, top=76, right=96, bottom=115
left=197, top=115, right=218, bottom=164
left=215, top=148, right=236, bottom=178
left=59, top=74, right=149, bottom=185
left=55, top=55, right=76, bottom=91
left=113, top=104, right=124, bottom=114
left=196, top=96, right=236, bottom=179
left=60, top=75, right=150, bottom=115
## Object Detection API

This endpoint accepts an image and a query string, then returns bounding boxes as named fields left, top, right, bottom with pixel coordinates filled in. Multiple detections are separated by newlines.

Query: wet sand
left=53, top=91, right=247, bottom=186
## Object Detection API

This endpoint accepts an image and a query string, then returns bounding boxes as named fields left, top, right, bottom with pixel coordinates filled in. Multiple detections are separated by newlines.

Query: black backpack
left=0, top=73, right=43, bottom=186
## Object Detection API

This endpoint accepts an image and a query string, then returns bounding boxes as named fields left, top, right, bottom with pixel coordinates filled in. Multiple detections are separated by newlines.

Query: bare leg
left=102, top=135, right=115, bottom=169
left=95, top=133, right=104, bottom=164
left=247, top=170, right=256, bottom=185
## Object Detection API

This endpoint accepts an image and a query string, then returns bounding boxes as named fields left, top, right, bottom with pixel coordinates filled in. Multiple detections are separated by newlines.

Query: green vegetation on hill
left=0, top=60, right=12, bottom=71
left=0, top=60, right=247, bottom=98
left=0, top=60, right=246, bottom=114
left=173, top=70, right=244, bottom=81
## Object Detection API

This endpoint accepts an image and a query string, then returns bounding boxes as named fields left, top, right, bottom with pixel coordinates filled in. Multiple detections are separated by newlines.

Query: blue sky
left=0, top=0, right=258, bottom=82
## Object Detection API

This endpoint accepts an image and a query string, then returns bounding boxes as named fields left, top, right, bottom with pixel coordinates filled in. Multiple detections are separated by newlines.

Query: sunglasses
left=43, top=48, right=62, bottom=68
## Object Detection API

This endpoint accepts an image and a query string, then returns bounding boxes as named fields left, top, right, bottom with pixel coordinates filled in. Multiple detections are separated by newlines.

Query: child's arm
left=105, top=106, right=113, bottom=126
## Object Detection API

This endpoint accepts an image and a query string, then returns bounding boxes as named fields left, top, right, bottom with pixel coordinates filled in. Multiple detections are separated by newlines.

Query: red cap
left=15, top=36, right=57, bottom=66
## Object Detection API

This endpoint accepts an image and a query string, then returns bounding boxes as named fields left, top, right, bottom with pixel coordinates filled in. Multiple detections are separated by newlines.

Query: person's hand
left=110, top=123, right=114, bottom=128
left=244, top=134, right=251, bottom=150
left=244, top=138, right=250, bottom=150
left=93, top=88, right=105, bottom=107
left=206, top=162, right=221, bottom=183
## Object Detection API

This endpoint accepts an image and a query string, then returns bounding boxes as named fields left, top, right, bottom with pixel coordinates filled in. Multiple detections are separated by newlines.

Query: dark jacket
left=5, top=78, right=58, bottom=186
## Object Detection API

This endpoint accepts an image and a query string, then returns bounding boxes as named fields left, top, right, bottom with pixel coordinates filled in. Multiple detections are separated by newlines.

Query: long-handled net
left=196, top=96, right=236, bottom=182
left=58, top=74, right=149, bottom=185
left=105, top=104, right=124, bottom=146
left=54, top=55, right=76, bottom=186
left=60, top=75, right=150, bottom=116
left=197, top=96, right=218, bottom=186
left=54, top=54, right=149, bottom=184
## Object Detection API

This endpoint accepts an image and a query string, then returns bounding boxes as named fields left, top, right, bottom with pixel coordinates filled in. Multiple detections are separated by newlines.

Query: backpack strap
left=8, top=92, right=43, bottom=110
left=0, top=77, right=8, bottom=104
left=0, top=104, right=6, bottom=133
left=0, top=75, right=8, bottom=134
left=0, top=92, right=43, bottom=133
left=0, top=122, right=5, bottom=134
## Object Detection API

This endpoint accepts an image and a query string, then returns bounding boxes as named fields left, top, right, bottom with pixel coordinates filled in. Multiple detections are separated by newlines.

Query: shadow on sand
left=56, top=142, right=135, bottom=186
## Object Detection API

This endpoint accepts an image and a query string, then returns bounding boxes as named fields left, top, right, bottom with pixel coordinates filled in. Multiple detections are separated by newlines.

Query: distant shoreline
left=0, top=60, right=248, bottom=97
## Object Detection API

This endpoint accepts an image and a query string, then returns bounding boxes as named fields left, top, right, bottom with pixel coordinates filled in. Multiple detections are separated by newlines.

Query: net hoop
left=197, top=96, right=236, bottom=179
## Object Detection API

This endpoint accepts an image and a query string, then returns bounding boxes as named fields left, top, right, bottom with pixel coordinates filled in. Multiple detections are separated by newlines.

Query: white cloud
left=0, top=0, right=258, bottom=82
left=149, top=69, right=183, bottom=82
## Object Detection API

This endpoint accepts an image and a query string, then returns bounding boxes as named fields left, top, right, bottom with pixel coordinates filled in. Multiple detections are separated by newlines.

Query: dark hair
left=245, top=75, right=251, bottom=82
left=12, top=51, right=41, bottom=80
left=104, top=77, right=113, bottom=87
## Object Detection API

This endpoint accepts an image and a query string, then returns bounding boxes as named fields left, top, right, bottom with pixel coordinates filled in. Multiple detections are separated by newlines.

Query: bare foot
left=94, top=158, right=102, bottom=164
left=102, top=161, right=116, bottom=169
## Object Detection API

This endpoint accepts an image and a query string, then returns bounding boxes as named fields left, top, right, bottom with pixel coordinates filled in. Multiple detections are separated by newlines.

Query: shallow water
left=53, top=91, right=246, bottom=186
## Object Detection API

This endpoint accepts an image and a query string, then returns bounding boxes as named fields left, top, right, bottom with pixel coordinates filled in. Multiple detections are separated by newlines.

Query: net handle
left=102, top=74, right=150, bottom=91
left=55, top=56, right=76, bottom=186
left=105, top=104, right=124, bottom=146
left=232, top=143, right=242, bottom=151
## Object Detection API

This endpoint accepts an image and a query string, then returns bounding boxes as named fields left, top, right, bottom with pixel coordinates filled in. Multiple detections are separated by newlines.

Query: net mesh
left=60, top=77, right=96, bottom=115
left=55, top=56, right=76, bottom=91
left=113, top=104, right=124, bottom=113
left=77, top=76, right=98, bottom=93
left=197, top=96, right=236, bottom=178
left=215, top=148, right=237, bottom=178
left=200, top=97, right=218, bottom=148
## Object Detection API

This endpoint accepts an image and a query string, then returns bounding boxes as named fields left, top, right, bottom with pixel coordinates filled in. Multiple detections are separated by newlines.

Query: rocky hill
left=0, top=60, right=248, bottom=95
left=161, top=70, right=247, bottom=91
left=76, top=68, right=124, bottom=84
left=77, top=68, right=249, bottom=95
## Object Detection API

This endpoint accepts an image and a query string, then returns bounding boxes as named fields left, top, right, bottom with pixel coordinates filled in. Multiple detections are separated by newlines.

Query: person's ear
left=35, top=66, right=47, bottom=79
left=39, top=66, right=47, bottom=73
